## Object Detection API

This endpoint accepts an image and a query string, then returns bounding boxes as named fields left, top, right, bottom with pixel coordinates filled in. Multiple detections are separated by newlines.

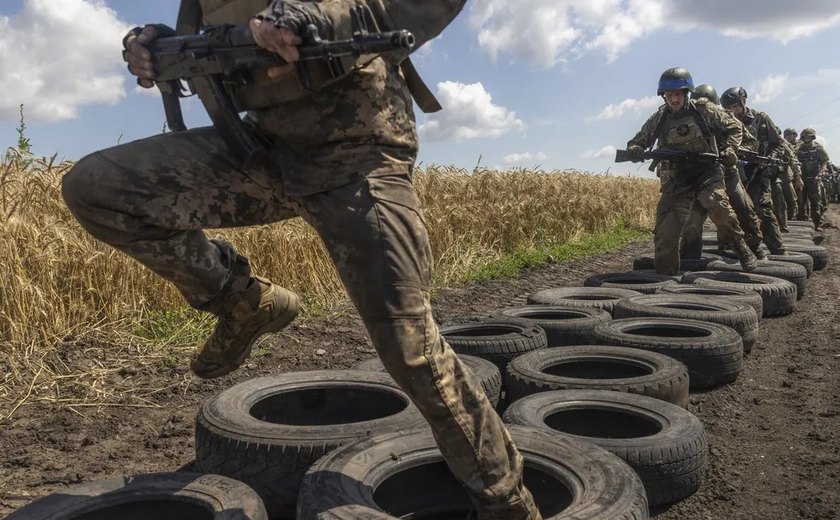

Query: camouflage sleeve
left=627, top=110, right=662, bottom=150
left=740, top=122, right=759, bottom=152
left=760, top=112, right=784, bottom=158
left=705, top=103, right=742, bottom=151
left=817, top=143, right=831, bottom=172
left=783, top=141, right=802, bottom=181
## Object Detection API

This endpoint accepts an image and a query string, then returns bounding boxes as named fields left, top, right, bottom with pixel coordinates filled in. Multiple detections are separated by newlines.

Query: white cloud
left=502, top=152, right=547, bottom=165
left=587, top=96, right=661, bottom=122
left=750, top=73, right=789, bottom=104
left=581, top=145, right=617, bottom=160
left=0, top=0, right=132, bottom=123
left=419, top=81, right=525, bottom=142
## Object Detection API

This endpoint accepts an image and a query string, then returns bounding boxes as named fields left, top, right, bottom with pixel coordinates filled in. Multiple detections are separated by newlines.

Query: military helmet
left=657, top=67, right=695, bottom=95
left=720, top=87, right=748, bottom=108
left=784, top=128, right=797, bottom=137
left=800, top=128, right=816, bottom=139
left=692, top=84, right=720, bottom=105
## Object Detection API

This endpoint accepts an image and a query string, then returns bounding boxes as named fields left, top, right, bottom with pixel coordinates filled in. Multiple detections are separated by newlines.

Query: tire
left=705, top=259, right=807, bottom=300
left=632, top=254, right=721, bottom=272
left=765, top=251, right=814, bottom=277
left=5, top=472, right=267, bottom=520
left=701, top=248, right=737, bottom=260
left=787, top=219, right=815, bottom=230
left=681, top=271, right=798, bottom=317
left=505, top=345, right=690, bottom=407
left=194, top=371, right=428, bottom=519
left=297, top=425, right=649, bottom=520
left=526, top=286, right=643, bottom=315
left=592, top=317, right=743, bottom=389
left=656, top=283, right=764, bottom=319
left=784, top=243, right=829, bottom=271
left=439, top=317, right=547, bottom=373
left=584, top=271, right=679, bottom=294
left=355, top=354, right=502, bottom=408
left=503, top=390, right=707, bottom=507
left=497, top=306, right=612, bottom=347
left=613, top=294, right=759, bottom=353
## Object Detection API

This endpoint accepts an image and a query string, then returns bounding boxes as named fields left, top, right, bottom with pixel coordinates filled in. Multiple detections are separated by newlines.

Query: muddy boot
left=744, top=234, right=766, bottom=260
left=191, top=276, right=300, bottom=379
left=734, top=242, right=758, bottom=272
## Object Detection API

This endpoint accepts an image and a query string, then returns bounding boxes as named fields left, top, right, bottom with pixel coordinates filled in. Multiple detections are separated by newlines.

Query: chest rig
left=797, top=145, right=822, bottom=178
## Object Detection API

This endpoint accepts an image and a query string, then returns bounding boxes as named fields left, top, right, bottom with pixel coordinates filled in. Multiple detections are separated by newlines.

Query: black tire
left=681, top=271, right=798, bottom=317
left=701, top=248, right=737, bottom=260
left=439, top=317, right=547, bottom=372
left=632, top=254, right=721, bottom=272
left=297, top=425, right=649, bottom=520
left=765, top=251, right=814, bottom=277
left=503, top=390, right=707, bottom=507
left=5, top=472, right=268, bottom=520
left=656, top=283, right=764, bottom=319
left=355, top=354, right=502, bottom=408
left=194, top=371, right=428, bottom=519
left=787, top=219, right=815, bottom=230
left=592, top=317, right=743, bottom=389
left=784, top=243, right=829, bottom=271
left=704, top=259, right=807, bottom=300
left=505, top=345, right=690, bottom=407
left=584, top=271, right=679, bottom=294
left=497, top=306, right=612, bottom=347
left=613, top=294, right=759, bottom=354
left=527, top=286, right=643, bottom=315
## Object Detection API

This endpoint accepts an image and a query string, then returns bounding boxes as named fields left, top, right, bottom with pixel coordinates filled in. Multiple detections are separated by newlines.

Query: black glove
left=720, top=147, right=738, bottom=168
left=627, top=145, right=644, bottom=162
left=257, top=1, right=334, bottom=42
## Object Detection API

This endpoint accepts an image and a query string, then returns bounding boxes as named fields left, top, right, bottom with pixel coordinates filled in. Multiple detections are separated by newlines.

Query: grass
left=0, top=152, right=658, bottom=416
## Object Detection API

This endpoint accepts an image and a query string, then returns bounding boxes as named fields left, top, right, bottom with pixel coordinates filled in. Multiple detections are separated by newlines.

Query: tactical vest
left=744, top=110, right=773, bottom=156
left=797, top=145, right=822, bottom=178
left=652, top=100, right=720, bottom=185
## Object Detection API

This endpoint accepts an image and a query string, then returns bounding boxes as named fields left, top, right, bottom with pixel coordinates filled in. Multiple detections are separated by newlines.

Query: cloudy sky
left=1, top=0, right=839, bottom=177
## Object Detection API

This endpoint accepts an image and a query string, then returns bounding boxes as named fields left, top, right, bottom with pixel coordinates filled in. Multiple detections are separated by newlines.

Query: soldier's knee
left=62, top=153, right=104, bottom=215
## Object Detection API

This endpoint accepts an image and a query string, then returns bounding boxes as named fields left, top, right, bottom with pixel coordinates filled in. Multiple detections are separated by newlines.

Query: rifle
left=736, top=148, right=785, bottom=167
left=145, top=6, right=415, bottom=166
left=615, top=149, right=720, bottom=172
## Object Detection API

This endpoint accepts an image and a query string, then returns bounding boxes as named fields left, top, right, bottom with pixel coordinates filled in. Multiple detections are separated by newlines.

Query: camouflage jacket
left=741, top=108, right=783, bottom=159
left=196, top=0, right=467, bottom=195
left=795, top=141, right=831, bottom=178
left=781, top=140, right=802, bottom=183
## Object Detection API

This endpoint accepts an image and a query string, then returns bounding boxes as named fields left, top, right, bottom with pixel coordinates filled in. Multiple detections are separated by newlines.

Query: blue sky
left=1, top=0, right=839, bottom=178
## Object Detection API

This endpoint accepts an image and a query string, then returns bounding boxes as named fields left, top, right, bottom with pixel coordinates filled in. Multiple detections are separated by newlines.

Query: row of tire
left=10, top=220, right=828, bottom=519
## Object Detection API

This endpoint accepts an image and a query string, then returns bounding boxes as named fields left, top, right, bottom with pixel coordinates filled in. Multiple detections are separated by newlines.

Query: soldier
left=773, top=140, right=804, bottom=232
left=626, top=68, right=757, bottom=275
left=720, top=87, right=787, bottom=255
left=60, top=1, right=542, bottom=518
left=680, top=84, right=765, bottom=260
left=796, top=128, right=831, bottom=230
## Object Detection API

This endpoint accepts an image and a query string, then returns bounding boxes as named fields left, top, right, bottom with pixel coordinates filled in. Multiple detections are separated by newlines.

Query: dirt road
left=2, top=210, right=838, bottom=519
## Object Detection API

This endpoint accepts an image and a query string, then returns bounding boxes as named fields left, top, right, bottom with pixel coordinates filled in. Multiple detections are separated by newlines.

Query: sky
left=1, top=0, right=840, bottom=178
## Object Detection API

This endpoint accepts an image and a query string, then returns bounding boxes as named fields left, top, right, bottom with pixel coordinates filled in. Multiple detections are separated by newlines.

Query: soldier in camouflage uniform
left=784, top=128, right=807, bottom=218
left=680, top=84, right=765, bottom=260
left=720, top=87, right=787, bottom=255
left=61, top=1, right=542, bottom=518
left=796, top=128, right=831, bottom=230
left=626, top=69, right=757, bottom=275
left=772, top=140, right=804, bottom=232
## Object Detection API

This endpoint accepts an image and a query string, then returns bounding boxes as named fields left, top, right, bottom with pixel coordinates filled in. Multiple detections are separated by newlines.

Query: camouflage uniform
left=739, top=107, right=786, bottom=254
left=681, top=117, right=763, bottom=259
left=628, top=98, right=749, bottom=275
left=796, top=138, right=831, bottom=228
left=61, top=1, right=540, bottom=518
left=772, top=140, right=802, bottom=231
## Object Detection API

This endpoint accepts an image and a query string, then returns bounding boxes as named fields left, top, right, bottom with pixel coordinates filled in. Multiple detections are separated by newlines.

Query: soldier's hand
left=795, top=177, right=805, bottom=191
left=250, top=18, right=300, bottom=78
left=123, top=25, right=160, bottom=88
left=720, top=147, right=739, bottom=168
left=627, top=145, right=644, bottom=162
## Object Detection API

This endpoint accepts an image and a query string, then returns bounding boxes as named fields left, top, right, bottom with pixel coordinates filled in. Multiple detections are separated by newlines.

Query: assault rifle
left=736, top=148, right=785, bottom=167
left=615, top=149, right=720, bottom=172
left=144, top=6, right=415, bottom=166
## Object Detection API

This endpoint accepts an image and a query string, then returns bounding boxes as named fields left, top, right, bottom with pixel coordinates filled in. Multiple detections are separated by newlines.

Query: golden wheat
left=0, top=152, right=658, bottom=415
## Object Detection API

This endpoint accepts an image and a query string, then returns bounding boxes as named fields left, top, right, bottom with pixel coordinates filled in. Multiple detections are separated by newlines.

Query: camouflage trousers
left=61, top=127, right=540, bottom=520
left=746, top=176, right=786, bottom=254
left=655, top=176, right=746, bottom=275
left=797, top=178, right=822, bottom=228
left=681, top=169, right=762, bottom=259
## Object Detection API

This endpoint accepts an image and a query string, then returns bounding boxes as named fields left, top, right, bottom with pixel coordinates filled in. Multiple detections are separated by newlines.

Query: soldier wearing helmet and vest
left=720, top=86, right=788, bottom=254
left=680, top=83, right=765, bottom=260
left=626, top=68, right=757, bottom=275
left=796, top=127, right=831, bottom=230
left=60, top=1, right=543, bottom=519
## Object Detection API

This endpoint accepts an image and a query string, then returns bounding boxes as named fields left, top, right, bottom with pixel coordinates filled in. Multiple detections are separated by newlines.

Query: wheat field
left=0, top=150, right=658, bottom=415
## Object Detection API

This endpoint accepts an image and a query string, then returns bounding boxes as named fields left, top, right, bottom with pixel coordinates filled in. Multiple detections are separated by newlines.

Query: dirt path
left=1, top=210, right=838, bottom=519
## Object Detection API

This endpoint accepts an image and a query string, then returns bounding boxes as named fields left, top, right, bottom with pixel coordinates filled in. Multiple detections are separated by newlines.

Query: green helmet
left=800, top=128, right=816, bottom=140
left=784, top=128, right=797, bottom=137
left=691, top=84, right=720, bottom=105
left=720, top=87, right=748, bottom=108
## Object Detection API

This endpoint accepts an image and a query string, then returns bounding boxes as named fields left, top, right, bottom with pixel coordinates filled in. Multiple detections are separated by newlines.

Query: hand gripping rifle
left=614, top=149, right=720, bottom=172
left=143, top=6, right=415, bottom=167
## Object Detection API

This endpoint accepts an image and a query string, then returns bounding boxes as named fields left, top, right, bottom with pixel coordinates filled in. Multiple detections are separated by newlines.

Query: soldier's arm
left=817, top=144, right=831, bottom=172
left=761, top=113, right=784, bottom=157
left=627, top=111, right=661, bottom=150
left=706, top=103, right=742, bottom=152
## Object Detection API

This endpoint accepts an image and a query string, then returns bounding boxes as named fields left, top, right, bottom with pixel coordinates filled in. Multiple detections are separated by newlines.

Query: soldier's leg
left=654, top=186, right=693, bottom=275
left=796, top=184, right=807, bottom=221
left=62, top=127, right=297, bottom=314
left=724, top=169, right=763, bottom=253
left=680, top=199, right=707, bottom=260
left=747, top=177, right=786, bottom=255
left=806, top=179, right=822, bottom=229
left=698, top=181, right=746, bottom=246
left=783, top=180, right=798, bottom=219
left=300, top=173, right=540, bottom=520
left=772, top=180, right=788, bottom=232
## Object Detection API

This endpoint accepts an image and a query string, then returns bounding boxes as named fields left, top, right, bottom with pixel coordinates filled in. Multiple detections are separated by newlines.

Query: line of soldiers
left=623, top=67, right=833, bottom=275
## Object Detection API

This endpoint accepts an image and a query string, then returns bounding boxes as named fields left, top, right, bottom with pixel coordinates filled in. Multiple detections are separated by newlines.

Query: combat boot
left=733, top=242, right=758, bottom=272
left=191, top=276, right=299, bottom=379
left=744, top=234, right=766, bottom=260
